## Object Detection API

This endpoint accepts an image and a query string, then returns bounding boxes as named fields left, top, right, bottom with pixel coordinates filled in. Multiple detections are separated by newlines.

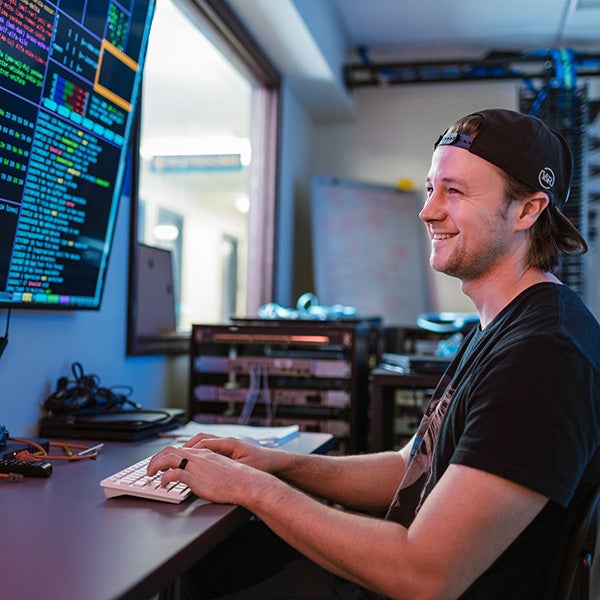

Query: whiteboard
left=310, top=176, right=432, bottom=326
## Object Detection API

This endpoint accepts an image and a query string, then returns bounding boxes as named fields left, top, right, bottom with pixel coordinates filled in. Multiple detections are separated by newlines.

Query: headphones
left=44, top=362, right=138, bottom=415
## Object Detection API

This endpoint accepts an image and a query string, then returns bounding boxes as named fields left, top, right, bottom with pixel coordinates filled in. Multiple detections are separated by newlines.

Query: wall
left=275, top=85, right=317, bottom=306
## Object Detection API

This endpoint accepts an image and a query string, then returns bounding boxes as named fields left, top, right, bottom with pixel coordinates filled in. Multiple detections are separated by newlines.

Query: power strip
left=1, top=439, right=50, bottom=459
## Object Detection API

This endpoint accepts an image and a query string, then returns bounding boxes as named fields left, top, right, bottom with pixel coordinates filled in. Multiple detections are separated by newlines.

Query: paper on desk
left=159, top=422, right=299, bottom=447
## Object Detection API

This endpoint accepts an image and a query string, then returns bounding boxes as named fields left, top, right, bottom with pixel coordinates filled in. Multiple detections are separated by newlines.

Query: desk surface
left=0, top=432, right=332, bottom=600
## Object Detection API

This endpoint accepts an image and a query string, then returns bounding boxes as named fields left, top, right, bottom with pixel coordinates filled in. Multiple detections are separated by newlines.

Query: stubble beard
left=431, top=229, right=512, bottom=282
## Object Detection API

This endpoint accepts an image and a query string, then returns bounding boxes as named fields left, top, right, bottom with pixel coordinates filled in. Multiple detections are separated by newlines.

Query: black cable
left=0, top=309, right=11, bottom=360
left=44, top=361, right=141, bottom=415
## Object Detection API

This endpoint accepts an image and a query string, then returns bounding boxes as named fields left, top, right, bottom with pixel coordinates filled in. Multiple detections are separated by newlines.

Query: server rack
left=188, top=320, right=379, bottom=452
left=520, top=84, right=590, bottom=297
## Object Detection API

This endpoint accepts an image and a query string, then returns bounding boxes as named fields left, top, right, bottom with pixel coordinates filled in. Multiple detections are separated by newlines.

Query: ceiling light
left=153, top=224, right=179, bottom=241
left=235, top=195, right=250, bottom=214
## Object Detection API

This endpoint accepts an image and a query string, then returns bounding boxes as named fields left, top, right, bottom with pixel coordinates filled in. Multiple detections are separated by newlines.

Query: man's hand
left=146, top=443, right=272, bottom=505
left=183, top=434, right=281, bottom=473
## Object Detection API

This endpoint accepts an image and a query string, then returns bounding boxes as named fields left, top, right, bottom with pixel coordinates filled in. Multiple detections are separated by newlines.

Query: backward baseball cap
left=435, top=108, right=586, bottom=249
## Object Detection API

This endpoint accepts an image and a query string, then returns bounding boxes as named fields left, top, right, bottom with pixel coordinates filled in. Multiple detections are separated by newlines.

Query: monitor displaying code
left=0, top=0, right=155, bottom=308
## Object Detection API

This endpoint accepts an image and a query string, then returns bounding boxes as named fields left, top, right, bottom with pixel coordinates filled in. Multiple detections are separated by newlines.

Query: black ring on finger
left=178, top=457, right=189, bottom=470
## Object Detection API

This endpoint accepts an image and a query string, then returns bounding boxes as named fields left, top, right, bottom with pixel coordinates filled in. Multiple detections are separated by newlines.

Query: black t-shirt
left=385, top=282, right=600, bottom=599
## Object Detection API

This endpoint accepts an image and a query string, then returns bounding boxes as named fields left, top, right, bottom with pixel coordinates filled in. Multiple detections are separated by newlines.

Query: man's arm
left=248, top=463, right=548, bottom=600
left=185, top=435, right=411, bottom=510
left=149, top=450, right=547, bottom=600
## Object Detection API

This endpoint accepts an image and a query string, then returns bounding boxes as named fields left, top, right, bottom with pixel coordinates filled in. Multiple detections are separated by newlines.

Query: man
left=148, top=109, right=600, bottom=599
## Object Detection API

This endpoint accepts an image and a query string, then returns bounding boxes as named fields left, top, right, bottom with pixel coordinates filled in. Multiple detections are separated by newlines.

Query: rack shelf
left=189, top=320, right=379, bottom=452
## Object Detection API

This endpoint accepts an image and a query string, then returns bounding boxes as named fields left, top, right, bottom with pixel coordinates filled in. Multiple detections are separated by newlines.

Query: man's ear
left=515, top=192, right=549, bottom=231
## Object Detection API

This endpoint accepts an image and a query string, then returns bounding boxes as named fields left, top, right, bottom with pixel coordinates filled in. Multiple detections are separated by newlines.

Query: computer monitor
left=0, top=0, right=156, bottom=309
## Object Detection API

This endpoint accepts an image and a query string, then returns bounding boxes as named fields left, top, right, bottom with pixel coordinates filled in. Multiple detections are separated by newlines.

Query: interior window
left=127, top=0, right=279, bottom=355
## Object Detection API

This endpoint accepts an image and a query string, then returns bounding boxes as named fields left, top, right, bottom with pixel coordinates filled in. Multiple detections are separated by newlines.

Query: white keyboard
left=100, top=455, right=193, bottom=504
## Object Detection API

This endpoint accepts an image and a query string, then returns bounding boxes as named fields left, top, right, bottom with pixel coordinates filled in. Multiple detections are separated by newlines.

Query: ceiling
left=329, top=0, right=600, bottom=90
left=329, top=0, right=600, bottom=59
left=228, top=0, right=600, bottom=120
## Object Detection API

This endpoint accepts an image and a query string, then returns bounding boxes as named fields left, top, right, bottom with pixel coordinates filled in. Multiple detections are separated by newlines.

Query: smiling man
left=148, top=109, right=600, bottom=600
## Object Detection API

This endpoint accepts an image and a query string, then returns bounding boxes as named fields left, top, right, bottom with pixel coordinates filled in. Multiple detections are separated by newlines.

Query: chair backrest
left=554, top=486, right=600, bottom=600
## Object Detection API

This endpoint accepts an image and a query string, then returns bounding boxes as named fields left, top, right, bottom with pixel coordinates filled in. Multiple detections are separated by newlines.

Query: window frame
left=126, top=0, right=280, bottom=355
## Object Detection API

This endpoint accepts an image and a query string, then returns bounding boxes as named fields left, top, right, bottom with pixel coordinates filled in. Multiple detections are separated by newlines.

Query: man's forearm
left=270, top=449, right=405, bottom=510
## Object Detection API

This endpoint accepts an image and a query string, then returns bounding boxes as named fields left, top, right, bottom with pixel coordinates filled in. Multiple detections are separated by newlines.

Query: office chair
left=553, top=485, right=600, bottom=600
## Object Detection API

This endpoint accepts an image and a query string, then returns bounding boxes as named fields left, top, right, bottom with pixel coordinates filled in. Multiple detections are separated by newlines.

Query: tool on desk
left=77, top=443, right=104, bottom=457
left=0, top=458, right=53, bottom=477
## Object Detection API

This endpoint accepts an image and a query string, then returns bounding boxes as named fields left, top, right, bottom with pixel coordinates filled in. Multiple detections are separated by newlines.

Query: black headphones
left=44, top=362, right=138, bottom=415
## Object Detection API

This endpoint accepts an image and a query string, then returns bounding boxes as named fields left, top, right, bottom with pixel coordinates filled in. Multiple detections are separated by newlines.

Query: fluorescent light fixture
left=141, top=136, right=251, bottom=160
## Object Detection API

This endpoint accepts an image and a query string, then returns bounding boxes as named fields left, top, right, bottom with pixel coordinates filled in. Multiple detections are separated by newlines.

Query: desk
left=0, top=432, right=332, bottom=600
left=369, top=368, right=441, bottom=451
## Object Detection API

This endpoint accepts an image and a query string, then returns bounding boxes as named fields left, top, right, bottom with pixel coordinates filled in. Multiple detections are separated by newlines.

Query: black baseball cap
left=435, top=108, right=586, bottom=249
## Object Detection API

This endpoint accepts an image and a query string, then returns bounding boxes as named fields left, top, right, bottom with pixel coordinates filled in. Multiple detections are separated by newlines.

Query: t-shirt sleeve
left=450, top=334, right=598, bottom=507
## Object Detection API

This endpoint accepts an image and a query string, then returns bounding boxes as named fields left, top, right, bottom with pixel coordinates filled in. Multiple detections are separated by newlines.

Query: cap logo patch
left=539, top=167, right=555, bottom=190
left=435, top=131, right=473, bottom=150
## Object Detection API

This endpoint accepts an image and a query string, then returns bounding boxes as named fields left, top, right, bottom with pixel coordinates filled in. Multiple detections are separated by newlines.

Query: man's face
left=420, top=145, right=519, bottom=283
